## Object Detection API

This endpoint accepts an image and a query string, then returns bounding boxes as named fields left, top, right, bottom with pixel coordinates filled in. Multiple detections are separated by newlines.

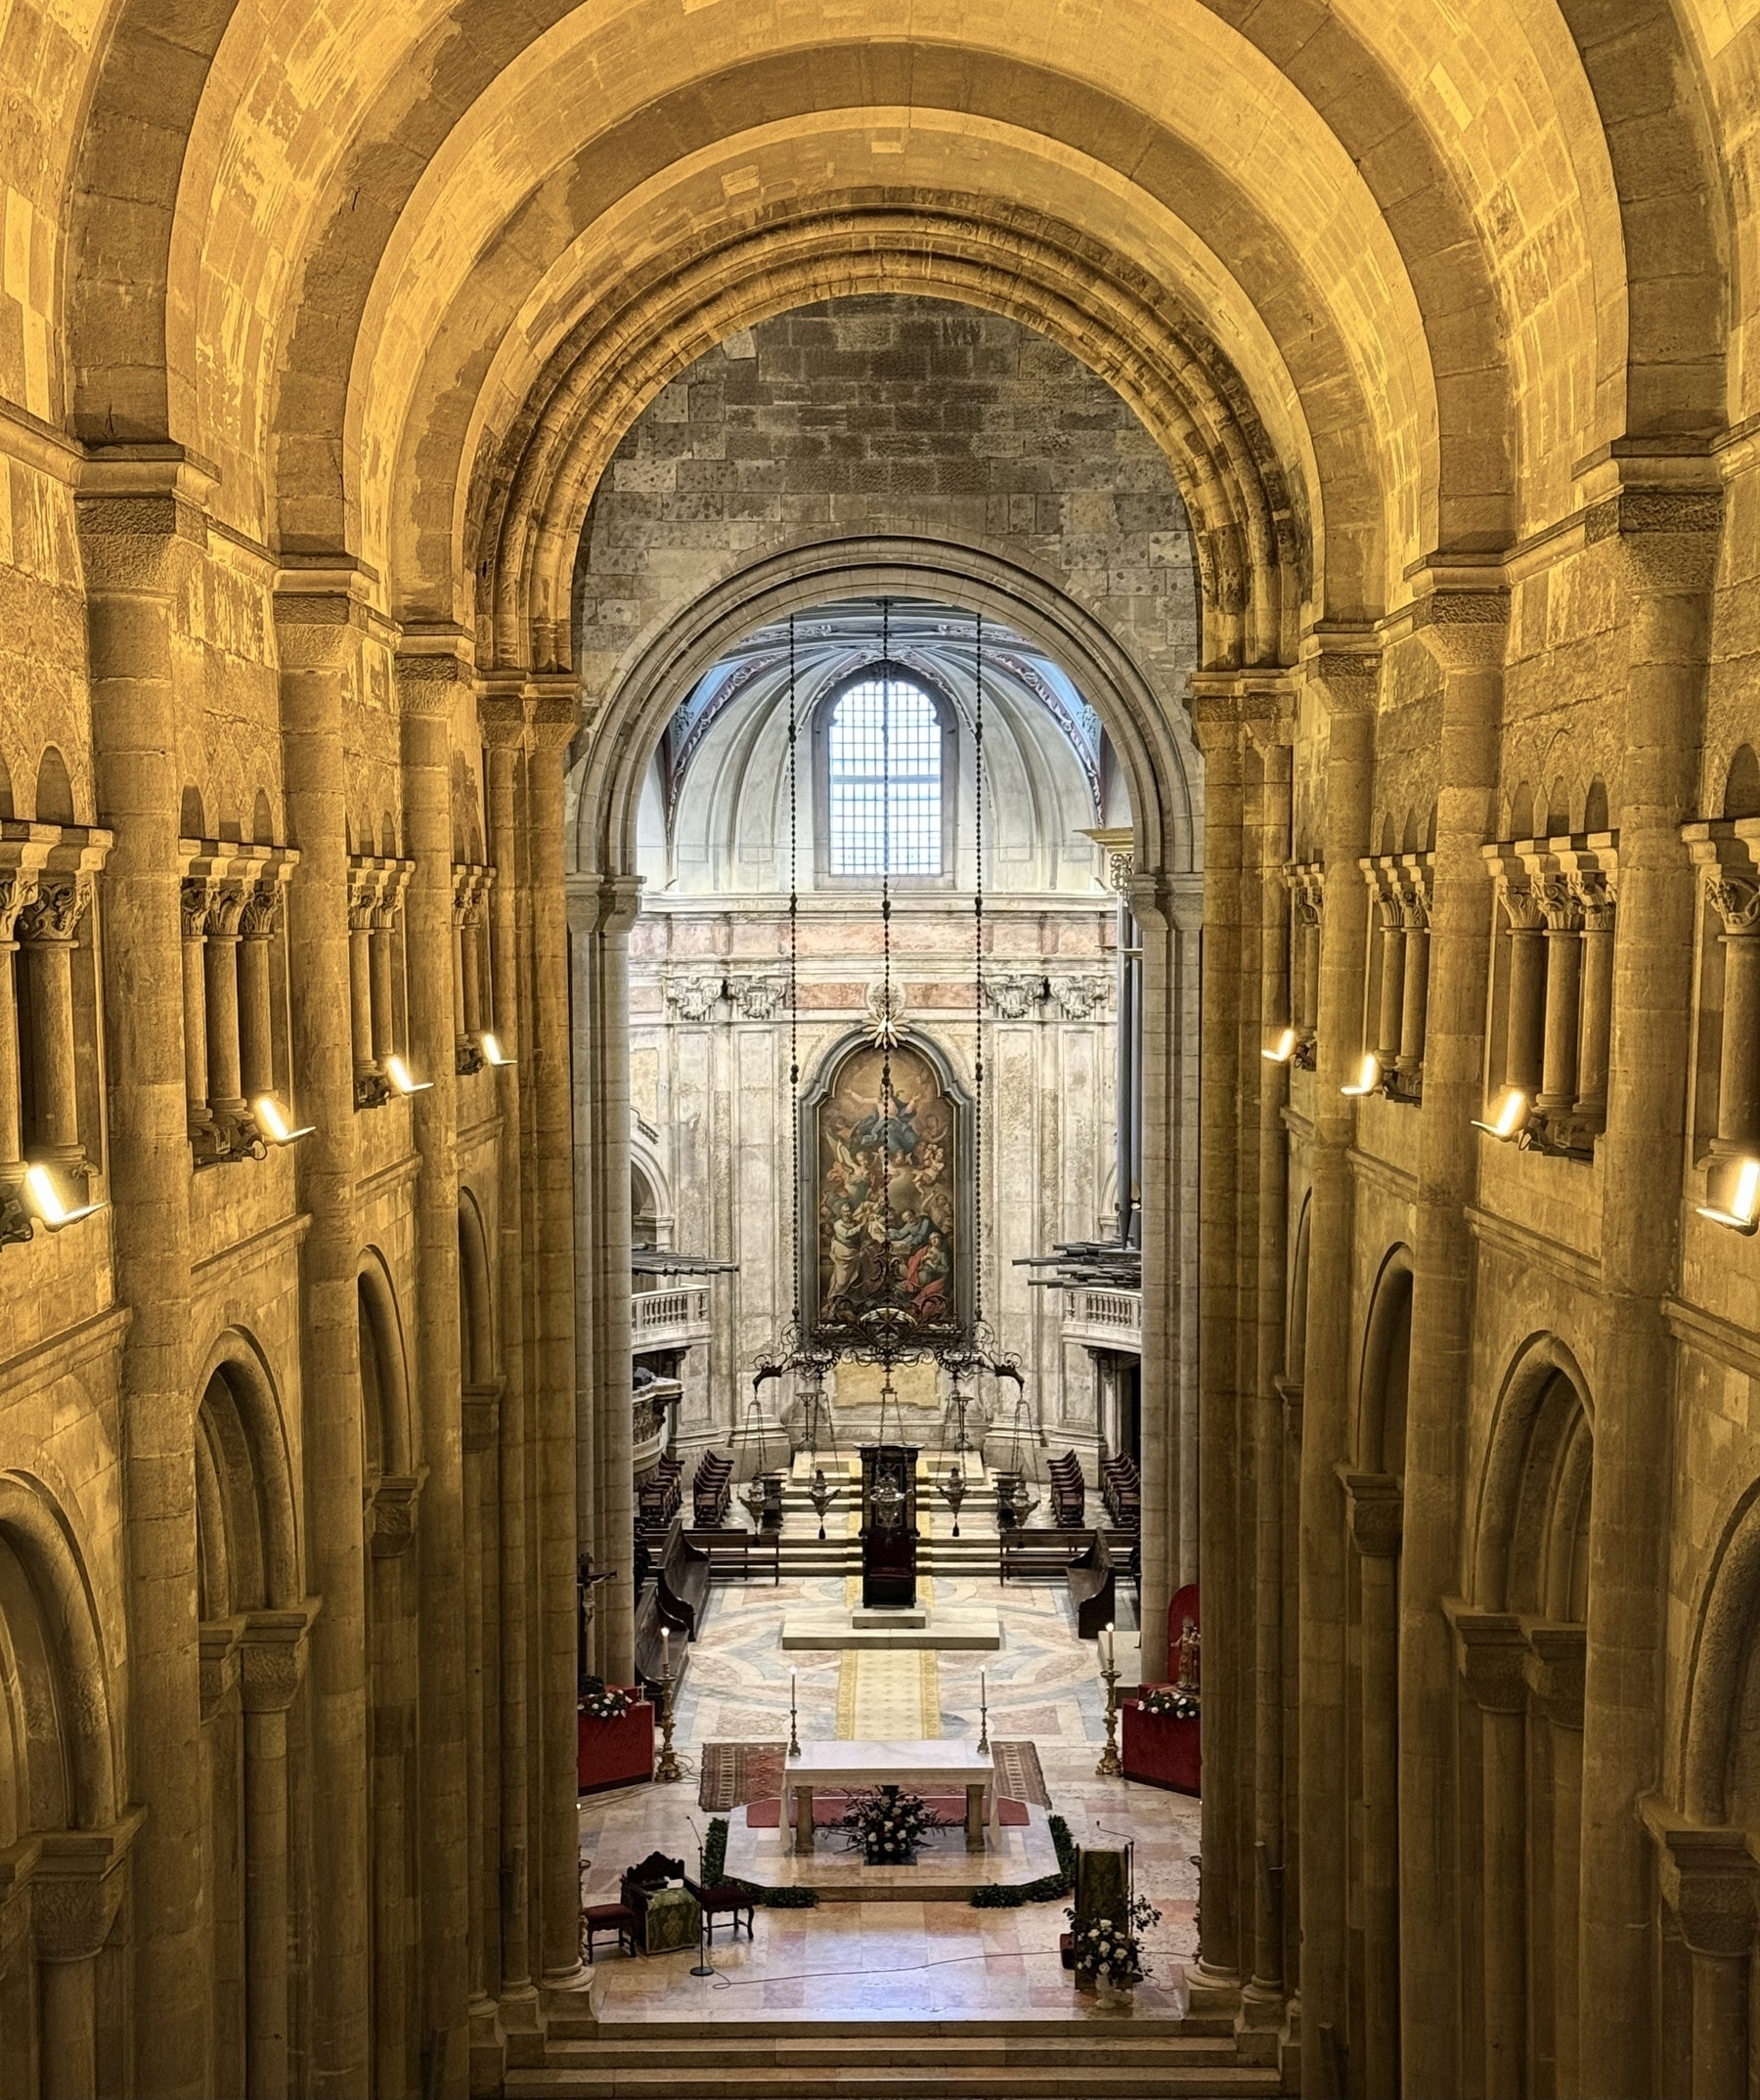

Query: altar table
left=783, top=1738, right=998, bottom=1853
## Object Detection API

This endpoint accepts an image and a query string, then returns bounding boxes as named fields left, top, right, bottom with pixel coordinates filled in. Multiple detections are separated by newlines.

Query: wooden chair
left=581, top=1902, right=637, bottom=1963
left=684, top=1873, right=756, bottom=1943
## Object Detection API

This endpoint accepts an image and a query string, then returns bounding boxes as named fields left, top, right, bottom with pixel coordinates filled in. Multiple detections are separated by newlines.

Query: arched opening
left=1342, top=1252, right=1412, bottom=2098
left=193, top=1350, right=303, bottom=2100
left=1468, top=1339, right=1595, bottom=2100
left=356, top=1259, right=418, bottom=2100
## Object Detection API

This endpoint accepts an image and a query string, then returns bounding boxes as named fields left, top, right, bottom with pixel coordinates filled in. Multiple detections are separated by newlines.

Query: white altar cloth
left=783, top=1738, right=997, bottom=1851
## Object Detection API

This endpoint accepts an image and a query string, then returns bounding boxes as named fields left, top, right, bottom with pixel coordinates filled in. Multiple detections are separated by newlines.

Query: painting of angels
left=813, top=1041, right=962, bottom=1344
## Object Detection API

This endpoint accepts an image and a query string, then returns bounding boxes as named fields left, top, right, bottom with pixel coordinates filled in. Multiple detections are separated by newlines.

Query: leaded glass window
left=826, top=676, right=943, bottom=876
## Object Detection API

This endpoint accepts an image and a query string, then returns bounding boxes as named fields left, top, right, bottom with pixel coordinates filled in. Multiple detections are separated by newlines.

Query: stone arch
left=568, top=536, right=1197, bottom=891
left=1356, top=1247, right=1414, bottom=1477
left=32, top=748, right=74, bottom=828
left=0, top=1471, right=118, bottom=1834
left=1683, top=1482, right=1760, bottom=1826
left=1472, top=1332, right=1595, bottom=1614
left=356, top=1250, right=412, bottom=1480
left=1286, top=1193, right=1311, bottom=1388
left=192, top=1334, right=300, bottom=1615
left=458, top=1192, right=496, bottom=1388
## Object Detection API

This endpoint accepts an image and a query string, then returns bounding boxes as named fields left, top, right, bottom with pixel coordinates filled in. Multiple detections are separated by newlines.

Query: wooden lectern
left=858, top=1444, right=919, bottom=1608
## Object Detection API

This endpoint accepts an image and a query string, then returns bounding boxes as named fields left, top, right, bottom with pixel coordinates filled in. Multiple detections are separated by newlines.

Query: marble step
left=542, top=2011, right=1244, bottom=2043
left=532, top=2034, right=1255, bottom=2070
left=508, top=2059, right=1281, bottom=2098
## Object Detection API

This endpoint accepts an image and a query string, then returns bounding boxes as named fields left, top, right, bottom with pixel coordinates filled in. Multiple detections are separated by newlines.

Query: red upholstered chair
left=683, top=1874, right=756, bottom=1942
left=581, top=1902, right=637, bottom=1962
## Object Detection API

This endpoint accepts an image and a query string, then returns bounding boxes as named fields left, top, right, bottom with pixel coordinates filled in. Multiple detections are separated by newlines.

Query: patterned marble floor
left=578, top=1563, right=1202, bottom=2024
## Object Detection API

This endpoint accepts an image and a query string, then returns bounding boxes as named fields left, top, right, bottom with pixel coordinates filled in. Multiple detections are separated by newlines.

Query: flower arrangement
left=1066, top=1892, right=1162, bottom=1990
left=1141, top=1684, right=1201, bottom=1721
left=840, top=1783, right=940, bottom=1863
left=580, top=1683, right=630, bottom=1722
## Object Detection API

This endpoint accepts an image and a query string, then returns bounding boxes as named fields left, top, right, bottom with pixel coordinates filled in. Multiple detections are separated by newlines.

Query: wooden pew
left=633, top=1513, right=711, bottom=1640
left=1066, top=1528, right=1118, bottom=1639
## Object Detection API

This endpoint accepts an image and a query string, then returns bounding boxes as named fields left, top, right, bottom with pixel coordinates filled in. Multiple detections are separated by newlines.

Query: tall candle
left=1103, top=1622, right=1115, bottom=1671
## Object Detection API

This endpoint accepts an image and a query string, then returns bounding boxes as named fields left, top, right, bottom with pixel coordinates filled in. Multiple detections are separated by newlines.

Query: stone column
left=1189, top=687, right=1246, bottom=1994
left=1705, top=873, right=1760, bottom=1151
left=1372, top=891, right=1407, bottom=1072
left=1650, top=1819, right=1756, bottom=2100
left=480, top=701, right=535, bottom=2024
left=32, top=1821, right=140, bottom=2100
left=202, top=881, right=248, bottom=1137
left=1536, top=877, right=1584, bottom=1116
left=396, top=646, right=472, bottom=2090
left=1579, top=480, right=1722, bottom=2100
left=180, top=876, right=217, bottom=1150
left=16, top=873, right=91, bottom=1165
left=1396, top=888, right=1430, bottom=1087
left=1449, top=1607, right=1530, bottom=2099
left=0, top=863, right=39, bottom=1182
left=1247, top=703, right=1294, bottom=2027
left=76, top=459, right=209, bottom=2100
left=1342, top=1473, right=1403, bottom=2100
left=1526, top=1623, right=1585, bottom=2098
left=462, top=1382, right=502, bottom=2069
left=274, top=584, right=374, bottom=2097
left=238, top=880, right=282, bottom=1100
left=240, top=1613, right=310, bottom=2100
left=1404, top=585, right=1507, bottom=2098
left=1570, top=874, right=1617, bottom=1129
left=1296, top=645, right=1378, bottom=2100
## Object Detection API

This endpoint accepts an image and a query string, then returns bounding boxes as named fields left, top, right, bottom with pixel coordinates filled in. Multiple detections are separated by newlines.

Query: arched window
left=823, top=673, right=948, bottom=878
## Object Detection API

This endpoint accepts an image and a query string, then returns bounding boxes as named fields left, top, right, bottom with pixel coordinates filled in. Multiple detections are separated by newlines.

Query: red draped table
left=1122, top=1582, right=1201, bottom=1795
left=576, top=1690, right=655, bottom=1794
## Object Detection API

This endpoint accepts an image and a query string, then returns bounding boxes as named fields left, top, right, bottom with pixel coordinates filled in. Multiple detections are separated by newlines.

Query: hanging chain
left=879, top=597, right=894, bottom=1356
left=788, top=611, right=801, bottom=1338
left=973, top=609, right=985, bottom=1339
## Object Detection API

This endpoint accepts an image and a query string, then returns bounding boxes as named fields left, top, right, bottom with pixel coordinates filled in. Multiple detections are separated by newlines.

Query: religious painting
left=809, top=1039, right=965, bottom=1347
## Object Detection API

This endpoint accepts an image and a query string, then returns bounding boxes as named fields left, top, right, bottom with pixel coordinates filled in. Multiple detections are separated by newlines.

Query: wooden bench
left=637, top=1452, right=683, bottom=1528
left=691, top=1451, right=733, bottom=1529
left=1102, top=1453, right=1141, bottom=1529
left=1066, top=1528, right=1118, bottom=1639
left=687, top=1527, right=781, bottom=1585
left=999, top=1527, right=1088, bottom=1584
left=634, top=1513, right=711, bottom=1640
left=1048, top=1450, right=1086, bottom=1528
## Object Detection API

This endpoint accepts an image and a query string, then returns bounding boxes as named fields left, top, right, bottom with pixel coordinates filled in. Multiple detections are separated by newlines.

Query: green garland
left=969, top=1814, right=1077, bottom=1907
left=700, top=1814, right=820, bottom=1908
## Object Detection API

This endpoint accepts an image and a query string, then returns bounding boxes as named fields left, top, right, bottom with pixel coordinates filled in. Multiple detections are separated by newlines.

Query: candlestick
left=1095, top=1643, right=1122, bottom=1778
left=977, top=1668, right=990, bottom=1755
left=788, top=1667, right=801, bottom=1759
left=655, top=1644, right=683, bottom=1783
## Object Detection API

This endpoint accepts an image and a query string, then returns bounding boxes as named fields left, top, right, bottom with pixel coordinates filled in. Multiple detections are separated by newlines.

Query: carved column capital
left=369, top=1471, right=424, bottom=1557
left=30, top=1814, right=145, bottom=1963
left=0, top=1838, right=41, bottom=1976
left=1521, top=1621, right=1586, bottom=1728
left=1304, top=646, right=1381, bottom=720
left=462, top=1385, right=502, bottom=1456
left=238, top=1605, right=316, bottom=1714
left=1337, top=1469, right=1403, bottom=1558
left=1643, top=1806, right=1758, bottom=1959
left=0, top=864, right=40, bottom=940
left=1443, top=1603, right=1529, bottom=1714
left=16, top=873, right=91, bottom=944
left=199, top=1617, right=242, bottom=1723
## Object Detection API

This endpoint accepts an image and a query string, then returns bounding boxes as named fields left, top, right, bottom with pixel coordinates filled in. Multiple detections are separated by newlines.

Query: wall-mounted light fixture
left=1341, top=1052, right=1382, bottom=1098
left=1, top=1160, right=105, bottom=1243
left=385, top=1055, right=433, bottom=1098
left=254, top=1095, right=316, bottom=1147
left=1262, top=1027, right=1298, bottom=1065
left=480, top=1032, right=514, bottom=1069
left=1473, top=1087, right=1531, bottom=1143
left=1697, top=1155, right=1760, bottom=1236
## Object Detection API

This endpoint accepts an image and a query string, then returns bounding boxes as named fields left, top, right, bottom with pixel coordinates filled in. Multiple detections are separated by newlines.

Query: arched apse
left=652, top=598, right=1111, bottom=901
